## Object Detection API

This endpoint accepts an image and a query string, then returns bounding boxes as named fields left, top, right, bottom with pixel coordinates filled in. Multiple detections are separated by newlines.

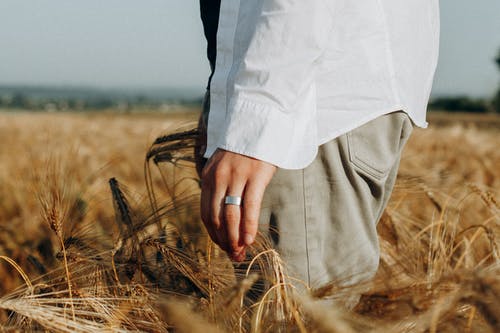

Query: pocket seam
left=346, top=112, right=412, bottom=181
left=347, top=131, right=387, bottom=180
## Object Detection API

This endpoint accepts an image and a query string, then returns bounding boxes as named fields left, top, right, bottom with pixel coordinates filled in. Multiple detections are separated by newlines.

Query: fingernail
left=244, top=233, right=254, bottom=245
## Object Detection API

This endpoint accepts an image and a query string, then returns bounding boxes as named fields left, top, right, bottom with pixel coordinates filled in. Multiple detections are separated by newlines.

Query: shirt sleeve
left=204, top=0, right=334, bottom=169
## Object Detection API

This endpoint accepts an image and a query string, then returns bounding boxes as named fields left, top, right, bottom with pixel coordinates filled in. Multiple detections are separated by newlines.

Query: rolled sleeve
left=205, top=0, right=333, bottom=169
left=206, top=84, right=319, bottom=169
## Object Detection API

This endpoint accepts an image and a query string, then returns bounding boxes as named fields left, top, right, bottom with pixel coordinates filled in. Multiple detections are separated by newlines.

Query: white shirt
left=205, top=0, right=440, bottom=169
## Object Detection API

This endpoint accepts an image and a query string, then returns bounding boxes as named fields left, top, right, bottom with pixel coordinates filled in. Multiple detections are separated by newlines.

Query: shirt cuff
left=204, top=86, right=319, bottom=170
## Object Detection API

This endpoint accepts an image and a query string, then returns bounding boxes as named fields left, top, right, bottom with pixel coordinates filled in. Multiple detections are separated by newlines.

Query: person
left=196, top=0, right=440, bottom=289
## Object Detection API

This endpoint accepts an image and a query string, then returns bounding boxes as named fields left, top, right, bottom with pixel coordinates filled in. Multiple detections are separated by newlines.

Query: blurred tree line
left=0, top=91, right=203, bottom=112
left=429, top=48, right=500, bottom=113
left=0, top=93, right=116, bottom=111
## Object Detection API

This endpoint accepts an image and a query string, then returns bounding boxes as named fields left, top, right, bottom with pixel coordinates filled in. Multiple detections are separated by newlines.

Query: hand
left=200, top=149, right=276, bottom=261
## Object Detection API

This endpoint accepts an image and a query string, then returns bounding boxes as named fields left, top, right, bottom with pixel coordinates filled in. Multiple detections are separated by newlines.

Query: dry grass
left=0, top=110, right=498, bottom=332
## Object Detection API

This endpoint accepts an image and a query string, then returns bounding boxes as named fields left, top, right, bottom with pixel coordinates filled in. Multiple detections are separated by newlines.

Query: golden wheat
left=0, top=110, right=498, bottom=332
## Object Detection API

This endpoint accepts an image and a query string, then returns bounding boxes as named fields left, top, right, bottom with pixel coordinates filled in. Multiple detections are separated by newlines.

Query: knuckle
left=230, top=166, right=246, bottom=178
left=214, top=166, right=230, bottom=180
left=243, top=216, right=258, bottom=227
left=243, top=197, right=260, bottom=209
left=243, top=203, right=260, bottom=226
left=210, top=213, right=220, bottom=227
left=243, top=220, right=258, bottom=234
left=243, top=203, right=261, bottom=219
left=224, top=209, right=239, bottom=223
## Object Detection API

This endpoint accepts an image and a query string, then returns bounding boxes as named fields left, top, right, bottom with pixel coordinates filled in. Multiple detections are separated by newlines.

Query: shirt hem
left=316, top=107, right=428, bottom=146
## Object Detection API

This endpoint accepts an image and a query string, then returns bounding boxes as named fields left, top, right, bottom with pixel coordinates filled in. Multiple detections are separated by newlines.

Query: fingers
left=225, top=183, right=246, bottom=259
left=211, top=187, right=229, bottom=251
left=200, top=179, right=220, bottom=247
left=200, top=149, right=277, bottom=262
left=201, top=155, right=233, bottom=253
left=241, top=178, right=267, bottom=247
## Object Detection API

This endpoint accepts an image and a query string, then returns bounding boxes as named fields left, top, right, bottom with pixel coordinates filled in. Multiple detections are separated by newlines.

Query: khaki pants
left=258, top=111, right=413, bottom=289
left=197, top=92, right=413, bottom=290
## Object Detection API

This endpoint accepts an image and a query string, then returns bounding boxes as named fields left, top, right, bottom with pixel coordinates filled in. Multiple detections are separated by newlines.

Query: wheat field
left=0, top=110, right=498, bottom=332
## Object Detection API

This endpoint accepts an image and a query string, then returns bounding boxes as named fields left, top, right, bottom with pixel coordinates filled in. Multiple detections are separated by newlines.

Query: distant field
left=0, top=110, right=498, bottom=332
left=428, top=111, right=500, bottom=129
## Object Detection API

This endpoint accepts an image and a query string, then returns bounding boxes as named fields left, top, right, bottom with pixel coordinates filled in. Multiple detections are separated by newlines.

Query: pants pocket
left=346, top=111, right=413, bottom=180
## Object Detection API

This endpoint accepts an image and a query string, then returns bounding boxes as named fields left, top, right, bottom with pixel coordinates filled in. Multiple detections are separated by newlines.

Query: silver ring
left=224, top=195, right=242, bottom=206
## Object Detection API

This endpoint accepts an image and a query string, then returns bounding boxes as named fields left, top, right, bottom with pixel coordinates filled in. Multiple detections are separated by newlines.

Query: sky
left=0, top=0, right=499, bottom=98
